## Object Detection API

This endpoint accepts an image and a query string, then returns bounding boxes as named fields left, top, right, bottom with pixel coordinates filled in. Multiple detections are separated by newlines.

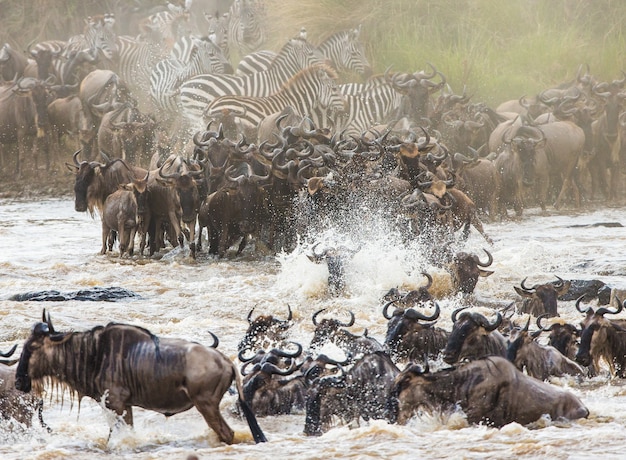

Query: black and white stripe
left=227, top=0, right=266, bottom=58
left=203, top=65, right=346, bottom=130
left=116, top=35, right=163, bottom=95
left=150, top=35, right=232, bottom=114
left=317, top=25, right=372, bottom=78
left=179, top=36, right=326, bottom=131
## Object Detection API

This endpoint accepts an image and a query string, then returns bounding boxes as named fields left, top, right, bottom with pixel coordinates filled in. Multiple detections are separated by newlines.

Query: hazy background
left=1, top=0, right=624, bottom=106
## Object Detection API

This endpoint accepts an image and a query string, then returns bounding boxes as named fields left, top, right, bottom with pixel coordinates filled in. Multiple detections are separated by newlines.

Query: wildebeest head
left=225, top=165, right=270, bottom=234
left=121, top=171, right=150, bottom=227
left=514, top=275, right=571, bottom=317
left=442, top=306, right=503, bottom=364
left=506, top=316, right=542, bottom=363
left=307, top=243, right=360, bottom=296
left=383, top=299, right=443, bottom=361
left=238, top=304, right=293, bottom=353
left=309, top=308, right=355, bottom=352
left=15, top=310, right=70, bottom=393
left=451, top=249, right=494, bottom=295
left=575, top=296, right=626, bottom=369
left=536, top=313, right=580, bottom=360
left=386, top=361, right=432, bottom=424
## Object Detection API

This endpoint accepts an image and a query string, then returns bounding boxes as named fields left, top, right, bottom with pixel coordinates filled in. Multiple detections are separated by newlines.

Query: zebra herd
left=3, top=0, right=451, bottom=171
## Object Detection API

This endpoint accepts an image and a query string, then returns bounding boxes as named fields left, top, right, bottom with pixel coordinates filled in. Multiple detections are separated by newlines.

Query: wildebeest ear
left=65, top=162, right=79, bottom=173
left=479, top=269, right=494, bottom=278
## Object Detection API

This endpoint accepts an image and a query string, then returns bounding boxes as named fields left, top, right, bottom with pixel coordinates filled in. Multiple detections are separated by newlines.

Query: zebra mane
left=281, top=63, right=338, bottom=90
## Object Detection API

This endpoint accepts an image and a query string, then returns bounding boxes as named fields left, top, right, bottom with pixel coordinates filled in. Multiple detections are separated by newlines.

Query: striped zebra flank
left=203, top=64, right=346, bottom=132
left=179, top=36, right=326, bottom=131
left=150, top=35, right=232, bottom=115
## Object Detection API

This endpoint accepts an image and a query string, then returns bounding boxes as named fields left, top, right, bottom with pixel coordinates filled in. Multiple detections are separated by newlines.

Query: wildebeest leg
left=237, top=235, right=248, bottom=255
left=127, top=227, right=137, bottom=257
left=471, top=216, right=493, bottom=245
left=194, top=397, right=234, bottom=444
left=101, top=224, right=111, bottom=255
left=218, top=224, right=230, bottom=258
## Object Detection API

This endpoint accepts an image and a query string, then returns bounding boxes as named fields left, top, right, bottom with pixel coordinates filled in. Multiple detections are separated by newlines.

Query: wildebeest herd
left=3, top=0, right=626, bottom=449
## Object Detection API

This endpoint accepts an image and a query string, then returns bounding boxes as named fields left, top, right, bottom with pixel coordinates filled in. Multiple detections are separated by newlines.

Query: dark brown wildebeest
left=575, top=297, right=626, bottom=378
left=0, top=43, right=29, bottom=82
left=15, top=310, right=266, bottom=444
left=536, top=314, right=580, bottom=361
left=449, top=248, right=494, bottom=295
left=306, top=243, right=360, bottom=296
left=387, top=356, right=589, bottom=427
left=304, top=351, right=400, bottom=436
left=309, top=309, right=384, bottom=358
left=451, top=150, right=501, bottom=219
left=97, top=102, right=157, bottom=168
left=201, top=166, right=269, bottom=258
left=238, top=304, right=293, bottom=353
left=239, top=343, right=307, bottom=417
left=0, top=77, right=52, bottom=175
left=506, top=316, right=585, bottom=380
left=0, top=344, right=48, bottom=429
left=151, top=157, right=204, bottom=258
left=382, top=299, right=447, bottom=363
left=442, top=306, right=507, bottom=364
left=100, top=172, right=150, bottom=257
left=514, top=276, right=571, bottom=317
left=67, top=149, right=147, bottom=216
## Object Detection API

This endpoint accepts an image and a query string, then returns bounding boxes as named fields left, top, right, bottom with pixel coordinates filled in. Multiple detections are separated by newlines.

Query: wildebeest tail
left=233, top=366, right=267, bottom=443
left=38, top=399, right=52, bottom=432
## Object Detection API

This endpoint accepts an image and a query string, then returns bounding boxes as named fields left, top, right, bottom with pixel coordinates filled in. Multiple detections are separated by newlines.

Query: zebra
left=332, top=84, right=406, bottom=136
left=138, top=3, right=191, bottom=52
left=227, top=0, right=267, bottom=59
left=235, top=49, right=277, bottom=77
left=150, top=35, right=232, bottom=115
left=203, top=11, right=230, bottom=61
left=178, top=36, right=327, bottom=132
left=115, top=35, right=164, bottom=108
left=203, top=65, right=346, bottom=135
left=317, top=25, right=372, bottom=79
left=234, top=25, right=371, bottom=80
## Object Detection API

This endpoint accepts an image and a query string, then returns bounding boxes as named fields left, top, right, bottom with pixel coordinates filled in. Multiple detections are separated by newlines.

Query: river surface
left=1, top=198, right=626, bottom=459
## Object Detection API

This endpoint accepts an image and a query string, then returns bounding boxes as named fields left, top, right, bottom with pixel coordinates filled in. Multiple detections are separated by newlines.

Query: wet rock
left=9, top=286, right=140, bottom=302
left=558, top=279, right=606, bottom=302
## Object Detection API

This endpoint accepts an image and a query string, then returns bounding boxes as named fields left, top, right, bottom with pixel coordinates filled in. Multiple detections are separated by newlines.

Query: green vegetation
left=264, top=0, right=626, bottom=106
left=1, top=0, right=625, bottom=106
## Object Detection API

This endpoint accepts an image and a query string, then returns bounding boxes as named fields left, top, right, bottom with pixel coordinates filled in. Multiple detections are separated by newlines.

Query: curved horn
left=408, top=302, right=440, bottom=322
left=519, top=277, right=535, bottom=292
left=451, top=305, right=469, bottom=323
left=476, top=249, right=493, bottom=267
left=0, top=344, right=17, bottom=358
left=482, top=312, right=502, bottom=332
left=339, top=310, right=356, bottom=328
left=206, top=330, right=219, bottom=348
left=536, top=313, right=555, bottom=332
left=595, top=299, right=623, bottom=317
left=382, top=299, right=400, bottom=320
left=575, top=295, right=592, bottom=314
left=421, top=272, right=433, bottom=290
left=72, top=149, right=82, bottom=166
left=246, top=306, right=256, bottom=324
left=312, top=308, right=326, bottom=326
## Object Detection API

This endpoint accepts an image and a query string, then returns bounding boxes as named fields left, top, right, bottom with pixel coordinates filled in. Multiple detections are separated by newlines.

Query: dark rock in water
left=9, top=287, right=140, bottom=302
left=568, top=222, right=624, bottom=228
left=598, top=285, right=612, bottom=305
left=558, top=279, right=606, bottom=302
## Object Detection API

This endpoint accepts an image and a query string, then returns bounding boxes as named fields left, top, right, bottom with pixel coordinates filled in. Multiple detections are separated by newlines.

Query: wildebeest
left=575, top=297, right=626, bottom=377
left=387, top=357, right=589, bottom=426
left=67, top=149, right=147, bottom=216
left=100, top=172, right=150, bottom=257
left=238, top=304, right=293, bottom=353
left=304, top=351, right=400, bottom=436
left=15, top=311, right=266, bottom=444
left=449, top=248, right=494, bottom=295
left=200, top=166, right=269, bottom=257
left=0, top=77, right=52, bottom=175
left=442, top=306, right=507, bottom=364
left=306, top=242, right=360, bottom=296
left=309, top=309, right=384, bottom=358
left=382, top=299, right=448, bottom=363
left=506, top=316, right=585, bottom=380
left=514, top=276, right=571, bottom=317
left=239, top=343, right=307, bottom=417
left=0, top=344, right=47, bottom=429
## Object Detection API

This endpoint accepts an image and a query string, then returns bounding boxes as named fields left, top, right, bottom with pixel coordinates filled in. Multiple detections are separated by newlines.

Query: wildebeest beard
left=17, top=324, right=164, bottom=408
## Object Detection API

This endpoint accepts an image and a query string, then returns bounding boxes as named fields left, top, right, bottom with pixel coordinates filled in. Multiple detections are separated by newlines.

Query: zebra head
left=319, top=25, right=372, bottom=79
left=315, top=66, right=347, bottom=115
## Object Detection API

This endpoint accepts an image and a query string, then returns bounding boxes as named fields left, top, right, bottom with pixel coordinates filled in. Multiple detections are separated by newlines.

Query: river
left=1, top=197, right=626, bottom=459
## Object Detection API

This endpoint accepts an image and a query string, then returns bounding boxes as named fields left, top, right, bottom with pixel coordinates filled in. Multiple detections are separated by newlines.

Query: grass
left=1, top=0, right=625, bottom=107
